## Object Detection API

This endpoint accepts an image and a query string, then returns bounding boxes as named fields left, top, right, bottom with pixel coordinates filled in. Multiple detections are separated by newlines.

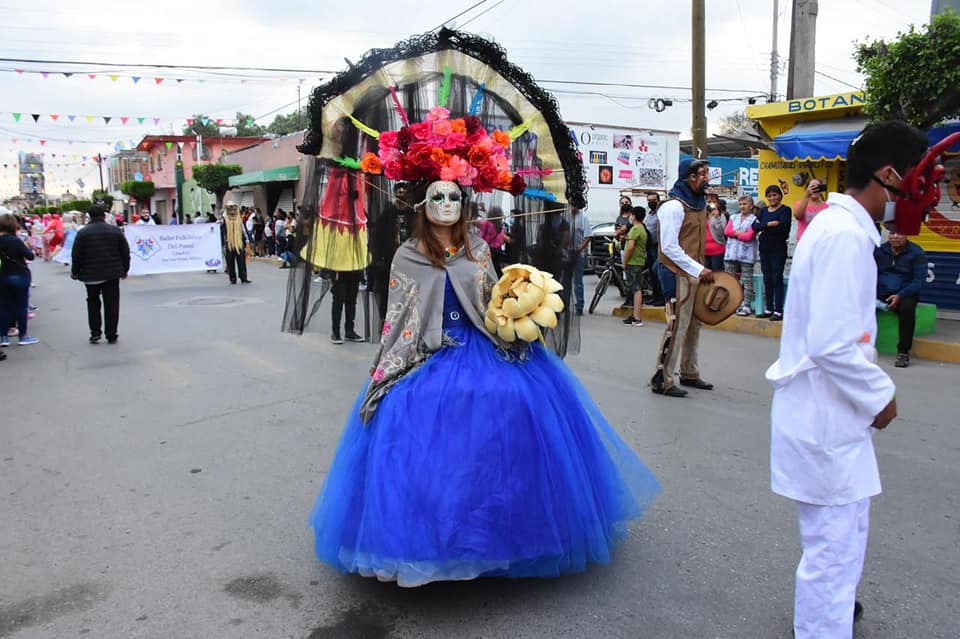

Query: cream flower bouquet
left=484, top=264, right=565, bottom=343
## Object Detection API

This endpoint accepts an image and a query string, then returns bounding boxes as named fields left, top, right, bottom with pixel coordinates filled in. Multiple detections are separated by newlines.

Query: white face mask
left=423, top=181, right=462, bottom=226
left=879, top=167, right=903, bottom=225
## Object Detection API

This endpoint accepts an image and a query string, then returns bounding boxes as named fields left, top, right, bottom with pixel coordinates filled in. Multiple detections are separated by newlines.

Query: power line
left=538, top=79, right=767, bottom=94
left=0, top=57, right=337, bottom=75
left=431, top=0, right=491, bottom=32
left=458, top=0, right=506, bottom=29
left=815, top=70, right=860, bottom=90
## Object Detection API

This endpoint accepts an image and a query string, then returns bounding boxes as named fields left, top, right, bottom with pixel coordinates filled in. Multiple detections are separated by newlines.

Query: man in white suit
left=766, top=121, right=928, bottom=639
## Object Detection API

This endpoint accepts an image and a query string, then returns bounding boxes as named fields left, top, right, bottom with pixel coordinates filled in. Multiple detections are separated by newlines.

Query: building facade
left=133, top=134, right=269, bottom=222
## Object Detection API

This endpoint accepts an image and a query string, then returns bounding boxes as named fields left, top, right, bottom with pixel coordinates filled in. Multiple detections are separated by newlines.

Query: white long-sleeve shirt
left=657, top=199, right=704, bottom=278
left=766, top=193, right=895, bottom=506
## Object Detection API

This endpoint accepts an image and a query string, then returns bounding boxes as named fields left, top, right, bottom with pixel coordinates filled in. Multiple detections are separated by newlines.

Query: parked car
left=586, top=222, right=617, bottom=273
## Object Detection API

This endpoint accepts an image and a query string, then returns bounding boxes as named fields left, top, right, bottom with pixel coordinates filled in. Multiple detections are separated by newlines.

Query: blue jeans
left=0, top=271, right=31, bottom=336
left=760, top=250, right=787, bottom=313
left=574, top=253, right=585, bottom=310
left=655, top=261, right=676, bottom=301
left=705, top=254, right=725, bottom=272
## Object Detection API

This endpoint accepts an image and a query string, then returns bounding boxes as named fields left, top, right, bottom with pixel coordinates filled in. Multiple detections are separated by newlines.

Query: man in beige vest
left=651, top=159, right=715, bottom=397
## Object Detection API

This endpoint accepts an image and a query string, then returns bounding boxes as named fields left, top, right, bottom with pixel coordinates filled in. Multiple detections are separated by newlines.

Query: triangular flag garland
left=12, top=113, right=21, bottom=122
left=68, top=115, right=76, bottom=122
left=165, top=142, right=174, bottom=150
left=31, top=114, right=40, bottom=123
left=50, top=114, right=59, bottom=121
left=137, top=117, right=145, bottom=125
left=132, top=77, right=141, bottom=84
left=154, top=78, right=163, bottom=85
left=120, top=117, right=129, bottom=125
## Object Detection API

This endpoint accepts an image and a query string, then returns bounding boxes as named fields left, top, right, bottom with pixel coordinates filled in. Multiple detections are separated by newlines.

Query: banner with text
left=125, top=223, right=223, bottom=276
left=567, top=124, right=672, bottom=191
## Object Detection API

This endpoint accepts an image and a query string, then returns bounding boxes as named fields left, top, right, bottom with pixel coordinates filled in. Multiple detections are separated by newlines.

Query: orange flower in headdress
left=360, top=152, right=383, bottom=175
left=491, top=130, right=511, bottom=148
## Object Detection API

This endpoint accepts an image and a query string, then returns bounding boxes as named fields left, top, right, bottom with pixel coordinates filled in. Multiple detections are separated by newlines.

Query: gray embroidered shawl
left=360, top=235, right=521, bottom=423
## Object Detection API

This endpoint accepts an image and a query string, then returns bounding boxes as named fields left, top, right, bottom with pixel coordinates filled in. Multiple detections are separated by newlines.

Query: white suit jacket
left=766, top=193, right=895, bottom=506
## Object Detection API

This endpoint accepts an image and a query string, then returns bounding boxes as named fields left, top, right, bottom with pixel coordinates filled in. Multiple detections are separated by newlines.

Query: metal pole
left=297, top=84, right=302, bottom=131
left=691, top=0, right=707, bottom=159
left=770, top=0, right=780, bottom=102
left=97, top=154, right=104, bottom=191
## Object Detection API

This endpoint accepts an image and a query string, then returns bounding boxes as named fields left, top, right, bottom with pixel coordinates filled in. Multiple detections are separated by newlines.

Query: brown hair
left=413, top=198, right=476, bottom=268
left=0, top=213, right=19, bottom=233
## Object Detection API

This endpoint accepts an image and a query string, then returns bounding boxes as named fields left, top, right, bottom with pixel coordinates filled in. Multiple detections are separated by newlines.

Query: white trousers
left=794, top=497, right=870, bottom=639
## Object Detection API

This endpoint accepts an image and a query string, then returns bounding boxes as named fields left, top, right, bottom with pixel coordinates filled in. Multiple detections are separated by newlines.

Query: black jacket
left=71, top=220, right=130, bottom=282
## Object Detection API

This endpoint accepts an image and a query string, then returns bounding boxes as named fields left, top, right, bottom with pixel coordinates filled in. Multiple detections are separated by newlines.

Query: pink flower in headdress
left=378, top=130, right=399, bottom=154
left=442, top=132, right=467, bottom=152
left=433, top=119, right=453, bottom=138
left=427, top=106, right=450, bottom=121
left=372, top=367, right=386, bottom=382
left=410, top=122, right=431, bottom=141
left=440, top=155, right=477, bottom=185
left=384, top=160, right=403, bottom=180
left=382, top=321, right=393, bottom=336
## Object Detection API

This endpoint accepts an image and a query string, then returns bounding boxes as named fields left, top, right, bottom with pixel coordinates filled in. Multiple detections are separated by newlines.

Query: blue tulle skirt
left=311, top=314, right=660, bottom=587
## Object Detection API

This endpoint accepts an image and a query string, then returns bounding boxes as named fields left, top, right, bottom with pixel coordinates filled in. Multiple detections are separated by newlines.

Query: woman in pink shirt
left=793, top=179, right=829, bottom=243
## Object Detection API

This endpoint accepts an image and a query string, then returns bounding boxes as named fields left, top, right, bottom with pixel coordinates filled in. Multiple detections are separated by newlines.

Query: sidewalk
left=611, top=305, right=960, bottom=365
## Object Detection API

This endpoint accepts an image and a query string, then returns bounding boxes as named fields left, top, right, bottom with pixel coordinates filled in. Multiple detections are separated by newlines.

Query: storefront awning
left=773, top=118, right=870, bottom=161
left=228, top=165, right=300, bottom=187
left=928, top=121, right=960, bottom=153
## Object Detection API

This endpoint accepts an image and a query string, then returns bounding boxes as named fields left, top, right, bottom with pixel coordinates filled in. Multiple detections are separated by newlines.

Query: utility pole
left=297, top=84, right=302, bottom=131
left=691, top=0, right=707, bottom=159
left=97, top=153, right=104, bottom=191
left=787, top=0, right=818, bottom=99
left=770, top=0, right=780, bottom=102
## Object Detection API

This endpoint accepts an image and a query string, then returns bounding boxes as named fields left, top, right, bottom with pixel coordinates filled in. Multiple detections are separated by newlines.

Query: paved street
left=2, top=259, right=957, bottom=639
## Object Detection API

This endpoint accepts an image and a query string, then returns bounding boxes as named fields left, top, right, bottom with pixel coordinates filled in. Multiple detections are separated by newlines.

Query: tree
left=235, top=112, right=266, bottom=137
left=267, top=110, right=306, bottom=136
left=121, top=180, right=156, bottom=211
left=65, top=199, right=92, bottom=213
left=91, top=189, right=114, bottom=210
left=716, top=110, right=755, bottom=136
left=855, top=9, right=960, bottom=128
left=192, top=164, right=243, bottom=210
left=182, top=114, right=220, bottom=137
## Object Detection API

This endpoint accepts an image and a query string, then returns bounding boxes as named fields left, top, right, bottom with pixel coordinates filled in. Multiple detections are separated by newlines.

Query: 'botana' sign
left=787, top=93, right=865, bottom=113
left=125, top=223, right=224, bottom=276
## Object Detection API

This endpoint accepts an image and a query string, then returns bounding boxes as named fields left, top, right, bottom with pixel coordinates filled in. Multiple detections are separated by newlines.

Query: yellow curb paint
left=609, top=308, right=959, bottom=365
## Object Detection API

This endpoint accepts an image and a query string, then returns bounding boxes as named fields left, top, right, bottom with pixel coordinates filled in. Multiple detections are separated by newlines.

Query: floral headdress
left=353, top=106, right=527, bottom=197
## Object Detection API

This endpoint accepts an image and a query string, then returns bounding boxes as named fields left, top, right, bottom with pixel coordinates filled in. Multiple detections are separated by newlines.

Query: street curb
left=610, top=306, right=960, bottom=365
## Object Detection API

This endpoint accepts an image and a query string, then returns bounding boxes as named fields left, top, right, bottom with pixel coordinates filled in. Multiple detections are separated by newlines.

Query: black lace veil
left=283, top=28, right=587, bottom=357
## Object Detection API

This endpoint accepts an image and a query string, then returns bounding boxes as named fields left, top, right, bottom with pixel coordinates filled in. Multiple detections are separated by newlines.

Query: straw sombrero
left=694, top=271, right=744, bottom=325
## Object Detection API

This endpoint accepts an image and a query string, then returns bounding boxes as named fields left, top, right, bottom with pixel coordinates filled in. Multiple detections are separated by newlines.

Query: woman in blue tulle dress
left=310, top=180, right=660, bottom=587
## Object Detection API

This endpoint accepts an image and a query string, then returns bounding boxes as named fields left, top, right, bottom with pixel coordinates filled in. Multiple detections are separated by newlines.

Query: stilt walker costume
left=285, top=28, right=660, bottom=587
left=222, top=202, right=249, bottom=285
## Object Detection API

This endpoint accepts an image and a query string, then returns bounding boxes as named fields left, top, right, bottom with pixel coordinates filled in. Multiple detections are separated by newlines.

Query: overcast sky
left=0, top=0, right=934, bottom=198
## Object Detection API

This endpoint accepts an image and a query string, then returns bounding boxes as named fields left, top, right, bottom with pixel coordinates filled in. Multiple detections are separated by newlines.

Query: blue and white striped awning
left=773, top=118, right=869, bottom=161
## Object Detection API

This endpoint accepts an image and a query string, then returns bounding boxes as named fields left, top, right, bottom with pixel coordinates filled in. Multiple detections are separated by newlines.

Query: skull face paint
left=424, top=181, right=462, bottom=226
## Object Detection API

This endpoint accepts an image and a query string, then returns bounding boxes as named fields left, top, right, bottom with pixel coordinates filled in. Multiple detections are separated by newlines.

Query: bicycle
left=588, top=239, right=629, bottom=314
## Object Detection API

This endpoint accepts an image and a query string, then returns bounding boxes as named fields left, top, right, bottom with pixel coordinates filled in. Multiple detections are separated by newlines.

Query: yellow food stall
left=748, top=92, right=960, bottom=311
